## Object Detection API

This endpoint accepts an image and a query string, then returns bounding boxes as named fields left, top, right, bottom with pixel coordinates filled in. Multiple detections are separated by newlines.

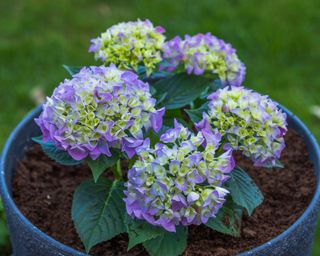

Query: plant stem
left=113, top=160, right=123, bottom=181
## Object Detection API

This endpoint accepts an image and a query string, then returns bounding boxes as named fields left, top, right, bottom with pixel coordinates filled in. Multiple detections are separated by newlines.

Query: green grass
left=0, top=0, right=320, bottom=254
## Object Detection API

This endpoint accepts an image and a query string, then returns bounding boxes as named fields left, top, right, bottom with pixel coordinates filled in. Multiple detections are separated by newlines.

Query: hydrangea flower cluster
left=89, top=19, right=166, bottom=75
left=196, top=86, right=287, bottom=166
left=35, top=65, right=165, bottom=161
left=124, top=120, right=235, bottom=232
left=162, top=33, right=246, bottom=87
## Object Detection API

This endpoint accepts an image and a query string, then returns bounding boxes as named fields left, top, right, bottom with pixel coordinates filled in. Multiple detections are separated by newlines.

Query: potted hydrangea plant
left=0, top=19, right=319, bottom=256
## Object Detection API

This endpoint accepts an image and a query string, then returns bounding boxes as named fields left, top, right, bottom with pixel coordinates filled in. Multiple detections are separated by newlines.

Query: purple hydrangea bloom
left=35, top=65, right=165, bottom=161
left=162, top=33, right=246, bottom=87
left=89, top=19, right=166, bottom=75
left=124, top=120, right=234, bottom=232
left=197, top=86, right=287, bottom=167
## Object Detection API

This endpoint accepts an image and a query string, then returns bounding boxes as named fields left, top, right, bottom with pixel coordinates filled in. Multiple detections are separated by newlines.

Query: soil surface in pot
left=13, top=129, right=316, bottom=256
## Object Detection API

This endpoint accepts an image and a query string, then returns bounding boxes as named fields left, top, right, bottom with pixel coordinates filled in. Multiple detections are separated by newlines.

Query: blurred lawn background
left=1, top=0, right=320, bottom=254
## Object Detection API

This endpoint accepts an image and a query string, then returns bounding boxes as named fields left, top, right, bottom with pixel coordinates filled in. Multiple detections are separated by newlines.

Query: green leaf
left=126, top=218, right=162, bottom=251
left=32, top=136, right=82, bottom=166
left=206, top=199, right=242, bottom=237
left=155, top=91, right=168, bottom=106
left=144, top=128, right=160, bottom=147
left=199, top=79, right=223, bottom=99
left=152, top=73, right=210, bottom=109
left=262, top=159, right=284, bottom=169
left=150, top=85, right=157, bottom=96
left=161, top=109, right=189, bottom=130
left=72, top=178, right=126, bottom=253
left=62, top=64, right=81, bottom=76
left=137, top=65, right=146, bottom=76
left=184, top=102, right=209, bottom=123
left=87, top=150, right=120, bottom=182
left=128, top=155, right=138, bottom=169
left=137, top=64, right=171, bottom=81
left=150, top=71, right=172, bottom=80
left=143, top=226, right=187, bottom=256
left=224, top=167, right=264, bottom=215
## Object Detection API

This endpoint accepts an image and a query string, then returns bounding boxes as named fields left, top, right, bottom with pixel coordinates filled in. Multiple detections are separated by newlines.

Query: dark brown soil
left=12, top=129, right=316, bottom=256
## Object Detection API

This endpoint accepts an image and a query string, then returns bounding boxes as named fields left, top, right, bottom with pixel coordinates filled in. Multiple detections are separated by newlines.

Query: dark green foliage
left=143, top=226, right=188, bottom=256
left=71, top=178, right=127, bottom=253
left=225, top=167, right=264, bottom=216
left=87, top=150, right=120, bottom=182
left=152, top=73, right=210, bottom=109
left=206, top=199, right=242, bottom=237
left=32, top=136, right=82, bottom=166
left=126, top=218, right=162, bottom=250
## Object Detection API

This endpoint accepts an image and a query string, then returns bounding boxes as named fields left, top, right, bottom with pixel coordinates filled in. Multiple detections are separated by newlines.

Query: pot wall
left=0, top=106, right=320, bottom=256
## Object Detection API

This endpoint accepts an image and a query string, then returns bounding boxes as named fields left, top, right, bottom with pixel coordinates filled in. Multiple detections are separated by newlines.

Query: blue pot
left=0, top=106, right=319, bottom=256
